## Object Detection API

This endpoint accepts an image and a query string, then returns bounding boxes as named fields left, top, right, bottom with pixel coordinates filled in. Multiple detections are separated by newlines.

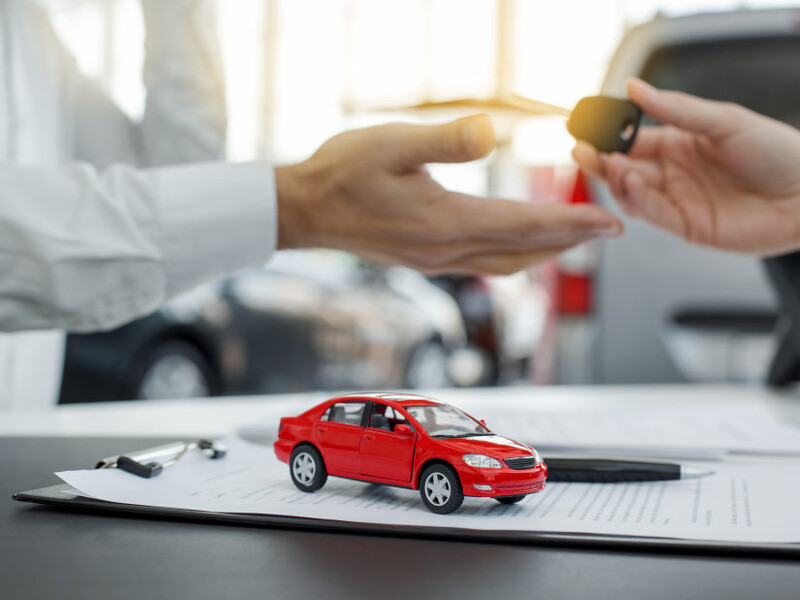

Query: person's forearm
left=0, top=161, right=274, bottom=333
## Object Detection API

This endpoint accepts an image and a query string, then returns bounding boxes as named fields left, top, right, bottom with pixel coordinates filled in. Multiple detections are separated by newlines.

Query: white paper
left=57, top=437, right=800, bottom=545
left=477, top=405, right=800, bottom=457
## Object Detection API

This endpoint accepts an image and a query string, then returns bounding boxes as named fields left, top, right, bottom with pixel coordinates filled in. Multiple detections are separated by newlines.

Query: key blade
left=567, top=96, right=643, bottom=154
left=507, top=94, right=573, bottom=118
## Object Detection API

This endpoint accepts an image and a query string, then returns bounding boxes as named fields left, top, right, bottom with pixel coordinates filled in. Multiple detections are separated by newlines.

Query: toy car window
left=367, top=403, right=410, bottom=433
left=384, top=406, right=405, bottom=423
left=392, top=411, right=412, bottom=432
left=320, top=407, right=331, bottom=420
left=405, top=404, right=491, bottom=438
left=328, top=402, right=366, bottom=426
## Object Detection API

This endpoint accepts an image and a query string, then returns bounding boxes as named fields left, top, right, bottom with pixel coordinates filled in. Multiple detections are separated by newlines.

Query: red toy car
left=274, top=392, right=547, bottom=513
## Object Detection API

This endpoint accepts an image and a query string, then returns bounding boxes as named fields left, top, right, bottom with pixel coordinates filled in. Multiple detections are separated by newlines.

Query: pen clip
left=94, top=439, right=227, bottom=478
left=117, top=455, right=164, bottom=478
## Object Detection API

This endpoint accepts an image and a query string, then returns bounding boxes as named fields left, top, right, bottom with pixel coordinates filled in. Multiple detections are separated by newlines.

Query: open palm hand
left=277, top=116, right=623, bottom=275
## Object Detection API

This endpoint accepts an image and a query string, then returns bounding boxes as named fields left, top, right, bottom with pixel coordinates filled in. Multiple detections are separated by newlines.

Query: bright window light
left=44, top=0, right=794, bottom=167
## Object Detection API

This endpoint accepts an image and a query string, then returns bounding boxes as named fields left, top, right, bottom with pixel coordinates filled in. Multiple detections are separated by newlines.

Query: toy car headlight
left=463, top=454, right=503, bottom=469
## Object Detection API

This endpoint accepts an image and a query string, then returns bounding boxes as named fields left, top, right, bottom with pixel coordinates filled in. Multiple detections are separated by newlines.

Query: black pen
left=544, top=458, right=714, bottom=483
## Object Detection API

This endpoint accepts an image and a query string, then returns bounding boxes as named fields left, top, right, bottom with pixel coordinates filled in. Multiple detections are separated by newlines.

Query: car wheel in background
left=419, top=464, right=463, bottom=514
left=405, top=340, right=450, bottom=389
left=494, top=494, right=526, bottom=505
left=133, top=340, right=218, bottom=400
left=289, top=445, right=328, bottom=492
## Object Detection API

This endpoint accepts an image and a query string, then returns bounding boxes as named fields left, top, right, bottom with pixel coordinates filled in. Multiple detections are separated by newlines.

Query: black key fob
left=567, top=96, right=642, bottom=154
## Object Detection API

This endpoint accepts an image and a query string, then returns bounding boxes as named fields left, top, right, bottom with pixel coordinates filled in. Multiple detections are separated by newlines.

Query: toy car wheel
left=495, top=494, right=526, bottom=505
left=290, top=445, right=327, bottom=492
left=420, top=464, right=463, bottom=514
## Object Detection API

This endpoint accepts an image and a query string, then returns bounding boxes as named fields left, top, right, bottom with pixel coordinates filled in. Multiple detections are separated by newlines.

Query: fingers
left=445, top=193, right=623, bottom=246
left=387, top=115, right=496, bottom=169
left=571, top=141, right=606, bottom=178
left=622, top=171, right=690, bottom=238
left=347, top=196, right=623, bottom=276
left=604, top=158, right=690, bottom=240
left=422, top=248, right=571, bottom=276
left=605, top=154, right=664, bottom=204
left=626, top=127, right=667, bottom=160
left=572, top=138, right=691, bottom=241
left=572, top=129, right=670, bottom=178
left=626, top=78, right=742, bottom=140
left=358, top=243, right=578, bottom=277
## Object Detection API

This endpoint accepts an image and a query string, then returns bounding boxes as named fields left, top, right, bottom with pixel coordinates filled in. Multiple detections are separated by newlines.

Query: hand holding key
left=573, top=78, right=800, bottom=256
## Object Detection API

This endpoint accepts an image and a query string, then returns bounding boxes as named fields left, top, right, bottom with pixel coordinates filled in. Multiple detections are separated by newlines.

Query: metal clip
left=95, top=439, right=227, bottom=478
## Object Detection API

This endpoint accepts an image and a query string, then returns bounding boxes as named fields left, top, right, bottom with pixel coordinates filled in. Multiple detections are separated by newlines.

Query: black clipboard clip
left=95, top=439, right=227, bottom=478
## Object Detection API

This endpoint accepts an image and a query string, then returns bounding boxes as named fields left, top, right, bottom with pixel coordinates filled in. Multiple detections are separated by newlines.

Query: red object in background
left=568, top=169, right=591, bottom=205
left=558, top=169, right=595, bottom=316
left=528, top=166, right=597, bottom=382
left=274, top=392, right=547, bottom=514
left=558, top=272, right=593, bottom=315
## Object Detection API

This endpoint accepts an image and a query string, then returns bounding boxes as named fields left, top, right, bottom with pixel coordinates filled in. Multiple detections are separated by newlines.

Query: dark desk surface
left=3, top=437, right=799, bottom=600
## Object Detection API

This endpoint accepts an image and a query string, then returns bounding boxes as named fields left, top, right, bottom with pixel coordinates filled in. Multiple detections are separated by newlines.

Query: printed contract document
left=57, top=437, right=800, bottom=545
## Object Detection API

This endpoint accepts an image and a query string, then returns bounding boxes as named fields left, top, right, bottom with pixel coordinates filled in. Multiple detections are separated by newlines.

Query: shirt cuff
left=152, top=161, right=277, bottom=297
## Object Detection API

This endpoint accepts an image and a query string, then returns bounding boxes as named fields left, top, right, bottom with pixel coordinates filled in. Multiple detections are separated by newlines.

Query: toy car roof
left=332, top=392, right=442, bottom=406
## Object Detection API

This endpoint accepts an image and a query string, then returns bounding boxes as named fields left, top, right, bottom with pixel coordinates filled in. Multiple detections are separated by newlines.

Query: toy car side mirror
left=394, top=424, right=413, bottom=437
left=479, top=419, right=488, bottom=428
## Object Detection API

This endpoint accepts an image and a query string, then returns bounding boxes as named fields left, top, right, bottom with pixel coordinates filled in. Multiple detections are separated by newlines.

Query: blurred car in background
left=547, top=8, right=799, bottom=384
left=59, top=250, right=470, bottom=402
left=431, top=272, right=548, bottom=386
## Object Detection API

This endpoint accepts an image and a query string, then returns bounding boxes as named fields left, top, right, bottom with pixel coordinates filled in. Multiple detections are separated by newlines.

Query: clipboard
left=12, top=483, right=800, bottom=559
left=12, top=437, right=800, bottom=559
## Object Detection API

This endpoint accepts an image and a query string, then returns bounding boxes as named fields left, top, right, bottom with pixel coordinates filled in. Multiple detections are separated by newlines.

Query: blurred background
left=45, top=0, right=800, bottom=402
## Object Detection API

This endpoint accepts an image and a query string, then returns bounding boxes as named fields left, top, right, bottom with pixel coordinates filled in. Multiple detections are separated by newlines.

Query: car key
left=508, top=94, right=643, bottom=154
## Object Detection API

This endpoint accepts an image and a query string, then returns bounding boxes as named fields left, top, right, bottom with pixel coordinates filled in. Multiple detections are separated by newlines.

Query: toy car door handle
left=316, top=425, right=327, bottom=434
left=364, top=433, right=375, bottom=441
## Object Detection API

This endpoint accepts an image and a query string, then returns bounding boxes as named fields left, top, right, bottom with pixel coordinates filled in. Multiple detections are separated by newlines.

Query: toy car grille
left=503, top=456, right=537, bottom=470
left=495, top=481, right=541, bottom=493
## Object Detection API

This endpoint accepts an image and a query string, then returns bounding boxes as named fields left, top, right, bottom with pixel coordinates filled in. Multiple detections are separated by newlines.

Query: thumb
left=627, top=78, right=740, bottom=140
left=389, top=114, right=496, bottom=168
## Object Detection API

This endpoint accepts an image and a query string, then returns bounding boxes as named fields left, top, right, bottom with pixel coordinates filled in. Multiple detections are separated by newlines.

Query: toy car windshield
left=405, top=404, right=492, bottom=438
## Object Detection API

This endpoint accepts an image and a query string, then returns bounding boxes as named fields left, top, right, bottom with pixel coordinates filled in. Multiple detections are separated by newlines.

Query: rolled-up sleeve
left=0, top=160, right=276, bottom=332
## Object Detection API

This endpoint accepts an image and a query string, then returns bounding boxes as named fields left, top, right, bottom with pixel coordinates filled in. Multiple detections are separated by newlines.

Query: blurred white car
left=430, top=272, right=549, bottom=385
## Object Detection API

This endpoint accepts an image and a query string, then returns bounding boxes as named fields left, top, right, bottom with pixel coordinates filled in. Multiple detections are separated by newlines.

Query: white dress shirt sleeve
left=0, top=160, right=276, bottom=333
left=0, top=0, right=278, bottom=335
